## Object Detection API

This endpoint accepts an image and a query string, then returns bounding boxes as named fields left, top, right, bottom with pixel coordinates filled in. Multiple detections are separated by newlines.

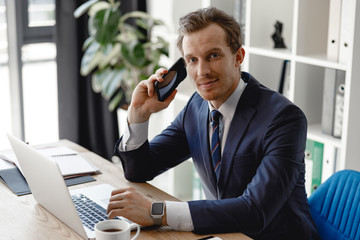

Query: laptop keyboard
left=72, top=193, right=135, bottom=231
left=72, top=193, right=109, bottom=231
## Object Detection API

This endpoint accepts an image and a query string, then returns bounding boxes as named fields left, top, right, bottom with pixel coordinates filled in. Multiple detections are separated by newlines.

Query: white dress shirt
left=118, top=78, right=246, bottom=231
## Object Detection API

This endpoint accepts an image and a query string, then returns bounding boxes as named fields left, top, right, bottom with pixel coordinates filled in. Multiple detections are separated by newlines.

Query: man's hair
left=177, top=7, right=242, bottom=54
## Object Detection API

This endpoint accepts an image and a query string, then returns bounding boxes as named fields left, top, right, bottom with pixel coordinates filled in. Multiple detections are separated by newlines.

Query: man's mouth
left=199, top=79, right=218, bottom=88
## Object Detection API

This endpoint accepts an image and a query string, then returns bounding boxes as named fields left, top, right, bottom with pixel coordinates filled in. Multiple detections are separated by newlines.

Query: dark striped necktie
left=210, top=110, right=222, bottom=180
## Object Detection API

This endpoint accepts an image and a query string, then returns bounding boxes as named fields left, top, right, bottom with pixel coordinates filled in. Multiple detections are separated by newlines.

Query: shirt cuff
left=165, top=201, right=194, bottom=231
left=118, top=121, right=149, bottom=151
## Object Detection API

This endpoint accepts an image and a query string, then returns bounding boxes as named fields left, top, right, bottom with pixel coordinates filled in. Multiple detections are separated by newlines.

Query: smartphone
left=197, top=236, right=223, bottom=240
left=155, top=58, right=187, bottom=102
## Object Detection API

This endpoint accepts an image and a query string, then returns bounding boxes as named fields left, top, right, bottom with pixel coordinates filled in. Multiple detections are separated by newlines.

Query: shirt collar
left=208, top=77, right=247, bottom=121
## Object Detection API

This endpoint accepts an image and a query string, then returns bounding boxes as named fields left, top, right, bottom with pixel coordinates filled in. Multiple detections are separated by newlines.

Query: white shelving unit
left=142, top=0, right=360, bottom=199
left=242, top=0, right=360, bottom=173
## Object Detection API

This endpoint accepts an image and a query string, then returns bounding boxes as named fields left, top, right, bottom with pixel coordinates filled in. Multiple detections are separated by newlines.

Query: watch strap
left=153, top=215, right=162, bottom=225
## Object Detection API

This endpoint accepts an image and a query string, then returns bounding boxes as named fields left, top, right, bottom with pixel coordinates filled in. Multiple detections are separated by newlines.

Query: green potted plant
left=74, top=0, right=169, bottom=111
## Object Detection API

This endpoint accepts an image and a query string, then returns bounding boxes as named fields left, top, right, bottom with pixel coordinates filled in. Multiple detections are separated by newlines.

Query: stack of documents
left=0, top=146, right=99, bottom=196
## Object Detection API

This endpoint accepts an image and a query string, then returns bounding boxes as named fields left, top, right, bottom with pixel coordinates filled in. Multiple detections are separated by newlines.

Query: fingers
left=163, top=89, right=178, bottom=105
left=134, top=67, right=169, bottom=98
left=110, top=187, right=130, bottom=196
left=107, top=202, right=124, bottom=220
left=144, top=68, right=168, bottom=97
left=106, top=187, right=153, bottom=226
left=155, top=67, right=168, bottom=77
left=127, top=67, right=173, bottom=123
left=107, top=187, right=133, bottom=219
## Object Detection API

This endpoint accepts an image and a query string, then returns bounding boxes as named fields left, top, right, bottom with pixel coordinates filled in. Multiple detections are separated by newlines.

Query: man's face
left=182, top=23, right=244, bottom=109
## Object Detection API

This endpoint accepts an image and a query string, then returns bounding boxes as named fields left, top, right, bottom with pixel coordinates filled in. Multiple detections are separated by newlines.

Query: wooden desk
left=0, top=140, right=251, bottom=240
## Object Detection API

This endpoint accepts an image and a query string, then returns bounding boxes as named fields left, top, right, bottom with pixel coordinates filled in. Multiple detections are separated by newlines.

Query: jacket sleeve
left=114, top=103, right=192, bottom=183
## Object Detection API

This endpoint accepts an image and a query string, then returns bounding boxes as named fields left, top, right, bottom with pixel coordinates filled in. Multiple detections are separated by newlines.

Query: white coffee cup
left=95, top=219, right=140, bottom=240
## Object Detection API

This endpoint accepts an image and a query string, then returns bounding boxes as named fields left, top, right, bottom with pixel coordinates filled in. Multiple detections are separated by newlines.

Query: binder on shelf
left=305, top=139, right=324, bottom=195
left=322, top=68, right=336, bottom=135
left=333, top=70, right=345, bottom=138
left=233, top=0, right=246, bottom=44
left=321, top=68, right=345, bottom=138
left=326, top=0, right=342, bottom=61
left=338, top=0, right=356, bottom=64
left=321, top=144, right=337, bottom=183
left=278, top=60, right=291, bottom=99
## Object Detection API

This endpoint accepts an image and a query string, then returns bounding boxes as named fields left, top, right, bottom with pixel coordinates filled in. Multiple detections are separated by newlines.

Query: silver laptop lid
left=7, top=134, right=88, bottom=239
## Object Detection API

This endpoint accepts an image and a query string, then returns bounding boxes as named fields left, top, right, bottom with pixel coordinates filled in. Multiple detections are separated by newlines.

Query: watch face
left=151, top=202, right=164, bottom=215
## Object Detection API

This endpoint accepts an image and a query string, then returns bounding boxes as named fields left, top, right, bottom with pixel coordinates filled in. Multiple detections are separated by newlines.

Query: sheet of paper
left=0, top=157, right=16, bottom=170
left=1, top=146, right=99, bottom=177
left=0, top=151, right=20, bottom=171
left=52, top=155, right=98, bottom=177
left=37, top=146, right=78, bottom=156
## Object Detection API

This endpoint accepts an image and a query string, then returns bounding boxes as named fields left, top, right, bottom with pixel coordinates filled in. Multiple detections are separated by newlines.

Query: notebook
left=0, top=146, right=100, bottom=178
left=7, top=134, right=136, bottom=240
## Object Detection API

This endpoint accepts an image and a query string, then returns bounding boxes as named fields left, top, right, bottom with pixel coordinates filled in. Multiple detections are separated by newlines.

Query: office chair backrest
left=308, top=169, right=360, bottom=240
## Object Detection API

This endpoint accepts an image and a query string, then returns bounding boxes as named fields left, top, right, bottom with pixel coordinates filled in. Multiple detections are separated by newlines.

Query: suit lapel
left=217, top=73, right=259, bottom=198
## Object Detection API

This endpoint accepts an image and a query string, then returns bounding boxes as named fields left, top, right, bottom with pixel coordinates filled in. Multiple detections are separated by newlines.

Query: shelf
left=307, top=124, right=341, bottom=148
left=246, top=46, right=292, bottom=60
left=295, top=54, right=347, bottom=71
left=246, top=46, right=348, bottom=71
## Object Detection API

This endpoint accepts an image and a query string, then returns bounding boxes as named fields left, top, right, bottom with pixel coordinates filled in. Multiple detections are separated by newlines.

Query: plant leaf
left=98, top=43, right=121, bottom=69
left=103, top=68, right=125, bottom=99
left=82, top=36, right=94, bottom=51
left=92, top=67, right=125, bottom=100
left=135, top=18, right=150, bottom=30
left=121, top=41, right=150, bottom=67
left=91, top=68, right=106, bottom=93
left=119, top=11, right=158, bottom=25
left=73, top=0, right=99, bottom=18
left=80, top=42, right=101, bottom=76
left=88, top=1, right=110, bottom=17
left=108, top=90, right=123, bottom=111
left=88, top=14, right=97, bottom=36
left=102, top=68, right=125, bottom=99
left=92, top=7, right=121, bottom=46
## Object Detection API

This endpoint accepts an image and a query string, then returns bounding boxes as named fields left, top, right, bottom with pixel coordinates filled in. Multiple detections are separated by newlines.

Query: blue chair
left=308, top=169, right=360, bottom=240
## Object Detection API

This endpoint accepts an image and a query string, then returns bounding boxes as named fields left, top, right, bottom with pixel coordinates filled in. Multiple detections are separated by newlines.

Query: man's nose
left=197, top=60, right=211, bottom=77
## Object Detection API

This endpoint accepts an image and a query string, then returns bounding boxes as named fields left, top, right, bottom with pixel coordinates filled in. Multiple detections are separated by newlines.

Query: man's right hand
left=127, top=68, right=177, bottom=124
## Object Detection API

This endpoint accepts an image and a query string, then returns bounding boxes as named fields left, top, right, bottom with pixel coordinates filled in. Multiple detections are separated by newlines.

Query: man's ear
left=235, top=47, right=245, bottom=67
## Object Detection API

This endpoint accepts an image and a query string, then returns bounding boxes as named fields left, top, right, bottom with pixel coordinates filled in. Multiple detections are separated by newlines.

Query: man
left=107, top=7, right=320, bottom=240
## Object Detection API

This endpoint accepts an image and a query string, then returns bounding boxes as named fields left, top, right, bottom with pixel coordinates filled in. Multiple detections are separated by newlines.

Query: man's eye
left=210, top=53, right=219, bottom=58
left=188, top=58, right=197, bottom=63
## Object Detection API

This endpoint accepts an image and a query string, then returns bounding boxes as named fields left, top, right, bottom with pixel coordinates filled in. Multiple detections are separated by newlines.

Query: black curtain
left=55, top=0, right=146, bottom=160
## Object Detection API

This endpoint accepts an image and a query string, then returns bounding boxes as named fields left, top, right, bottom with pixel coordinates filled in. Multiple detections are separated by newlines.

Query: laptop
left=7, top=134, right=136, bottom=240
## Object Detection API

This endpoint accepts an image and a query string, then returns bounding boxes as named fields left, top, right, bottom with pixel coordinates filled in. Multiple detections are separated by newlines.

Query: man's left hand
left=107, top=186, right=155, bottom=226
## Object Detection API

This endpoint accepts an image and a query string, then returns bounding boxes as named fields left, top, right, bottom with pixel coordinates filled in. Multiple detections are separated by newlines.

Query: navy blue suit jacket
left=115, top=72, right=320, bottom=239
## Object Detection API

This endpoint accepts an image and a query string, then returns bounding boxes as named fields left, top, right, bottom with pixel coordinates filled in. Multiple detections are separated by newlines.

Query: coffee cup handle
left=130, top=224, right=140, bottom=240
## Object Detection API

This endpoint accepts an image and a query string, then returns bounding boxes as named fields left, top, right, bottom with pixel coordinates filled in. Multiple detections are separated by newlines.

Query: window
left=0, top=0, right=58, bottom=150
left=27, top=0, right=55, bottom=27
left=0, top=0, right=12, bottom=149
left=23, top=0, right=55, bottom=43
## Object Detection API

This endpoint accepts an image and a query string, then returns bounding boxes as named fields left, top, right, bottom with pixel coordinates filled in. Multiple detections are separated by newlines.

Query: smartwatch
left=151, top=201, right=165, bottom=225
